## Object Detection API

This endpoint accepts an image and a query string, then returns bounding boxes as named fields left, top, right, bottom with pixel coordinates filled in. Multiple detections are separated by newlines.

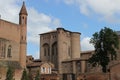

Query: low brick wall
left=77, top=73, right=108, bottom=80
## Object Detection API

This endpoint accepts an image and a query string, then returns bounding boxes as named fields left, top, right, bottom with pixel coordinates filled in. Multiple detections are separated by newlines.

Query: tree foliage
left=5, top=66, right=15, bottom=80
left=89, top=27, right=119, bottom=72
left=35, top=70, right=40, bottom=80
left=21, top=69, right=29, bottom=80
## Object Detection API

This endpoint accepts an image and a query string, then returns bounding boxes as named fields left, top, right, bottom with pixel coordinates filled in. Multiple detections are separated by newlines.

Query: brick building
left=26, top=56, right=59, bottom=80
left=40, top=28, right=120, bottom=80
left=0, top=1, right=120, bottom=80
left=0, top=2, right=27, bottom=80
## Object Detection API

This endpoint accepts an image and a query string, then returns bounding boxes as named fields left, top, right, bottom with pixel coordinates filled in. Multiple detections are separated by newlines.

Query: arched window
left=7, top=45, right=12, bottom=58
left=43, top=43, right=49, bottom=56
left=51, top=42, right=58, bottom=68
left=0, top=39, right=6, bottom=58
left=52, top=42, right=57, bottom=56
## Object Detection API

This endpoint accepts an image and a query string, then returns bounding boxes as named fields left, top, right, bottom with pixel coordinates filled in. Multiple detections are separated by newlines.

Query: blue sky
left=0, top=0, right=120, bottom=58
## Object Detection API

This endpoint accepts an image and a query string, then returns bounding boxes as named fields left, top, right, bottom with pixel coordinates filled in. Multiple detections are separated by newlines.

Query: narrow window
left=21, top=17, right=24, bottom=24
left=44, top=68, right=46, bottom=73
left=41, top=67, right=43, bottom=73
left=44, top=48, right=46, bottom=56
left=43, top=43, right=49, bottom=56
left=49, top=67, right=51, bottom=74
left=68, top=47, right=71, bottom=56
left=21, top=36, right=23, bottom=40
left=43, top=67, right=46, bottom=73
left=48, top=48, right=50, bottom=56
left=7, top=45, right=12, bottom=58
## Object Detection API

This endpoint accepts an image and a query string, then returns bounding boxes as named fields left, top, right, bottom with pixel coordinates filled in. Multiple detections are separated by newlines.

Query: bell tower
left=19, top=1, right=28, bottom=68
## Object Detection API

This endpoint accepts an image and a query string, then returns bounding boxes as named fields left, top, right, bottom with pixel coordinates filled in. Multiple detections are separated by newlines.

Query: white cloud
left=63, top=0, right=120, bottom=22
left=27, top=8, right=62, bottom=44
left=64, top=0, right=75, bottom=5
left=81, top=37, right=94, bottom=51
left=0, top=0, right=20, bottom=23
left=0, top=0, right=62, bottom=59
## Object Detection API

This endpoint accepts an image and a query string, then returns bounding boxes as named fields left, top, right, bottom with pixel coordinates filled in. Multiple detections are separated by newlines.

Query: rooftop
left=40, top=27, right=81, bottom=35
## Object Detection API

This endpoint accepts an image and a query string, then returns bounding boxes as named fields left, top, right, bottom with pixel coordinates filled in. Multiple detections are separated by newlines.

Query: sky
left=0, top=0, right=120, bottom=59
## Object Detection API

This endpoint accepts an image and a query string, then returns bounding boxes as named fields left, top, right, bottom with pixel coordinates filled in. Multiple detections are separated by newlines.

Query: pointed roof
left=19, top=2, right=28, bottom=15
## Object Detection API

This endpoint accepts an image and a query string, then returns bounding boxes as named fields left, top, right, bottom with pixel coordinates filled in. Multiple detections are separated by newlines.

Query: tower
left=19, top=2, right=28, bottom=68
left=40, top=28, right=81, bottom=74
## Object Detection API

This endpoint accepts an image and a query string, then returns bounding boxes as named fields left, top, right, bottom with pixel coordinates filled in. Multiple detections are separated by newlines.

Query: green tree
left=35, top=70, right=40, bottom=80
left=5, top=66, right=15, bottom=80
left=28, top=71, right=33, bottom=80
left=89, top=27, right=119, bottom=72
left=21, top=69, right=29, bottom=80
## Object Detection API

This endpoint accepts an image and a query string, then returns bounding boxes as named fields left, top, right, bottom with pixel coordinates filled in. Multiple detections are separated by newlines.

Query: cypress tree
left=35, top=70, right=40, bottom=80
left=21, top=69, right=29, bottom=80
left=5, top=66, right=15, bottom=80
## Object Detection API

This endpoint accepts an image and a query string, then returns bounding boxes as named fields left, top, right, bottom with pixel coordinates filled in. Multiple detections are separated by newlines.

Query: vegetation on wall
left=5, top=66, right=15, bottom=80
left=21, top=69, right=29, bottom=80
left=35, top=70, right=40, bottom=80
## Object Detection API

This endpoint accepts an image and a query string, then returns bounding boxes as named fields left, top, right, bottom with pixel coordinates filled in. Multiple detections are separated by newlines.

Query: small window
left=44, top=48, right=46, bottom=56
left=21, top=17, right=24, bottom=24
left=48, top=48, right=50, bottom=56
left=22, top=17, right=24, bottom=19
left=7, top=45, right=12, bottom=58
left=21, top=36, right=23, bottom=40
left=43, top=43, right=49, bottom=56
left=41, top=67, right=43, bottom=73
left=42, top=67, right=46, bottom=73
left=49, top=67, right=51, bottom=73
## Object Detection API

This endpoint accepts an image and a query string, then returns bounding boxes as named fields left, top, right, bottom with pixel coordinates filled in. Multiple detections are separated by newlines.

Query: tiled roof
left=27, top=61, right=54, bottom=68
left=27, top=62, right=42, bottom=67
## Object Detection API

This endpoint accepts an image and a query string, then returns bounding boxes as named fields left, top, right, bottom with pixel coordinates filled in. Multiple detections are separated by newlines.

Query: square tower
left=40, top=28, right=81, bottom=74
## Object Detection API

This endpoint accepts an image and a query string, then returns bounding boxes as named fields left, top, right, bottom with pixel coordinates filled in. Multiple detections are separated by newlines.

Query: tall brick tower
left=40, top=28, right=81, bottom=74
left=19, top=2, right=28, bottom=68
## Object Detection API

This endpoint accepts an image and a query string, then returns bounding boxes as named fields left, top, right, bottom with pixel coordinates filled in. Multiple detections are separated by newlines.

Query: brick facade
left=0, top=2, right=27, bottom=80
